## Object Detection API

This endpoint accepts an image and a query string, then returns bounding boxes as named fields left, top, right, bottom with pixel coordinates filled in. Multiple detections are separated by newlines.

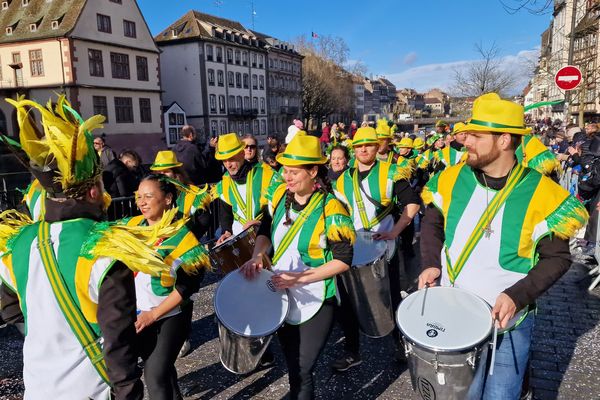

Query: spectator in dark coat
left=119, top=149, right=146, bottom=188
left=173, top=125, right=207, bottom=185
left=102, top=158, right=138, bottom=197
left=93, top=136, right=116, bottom=168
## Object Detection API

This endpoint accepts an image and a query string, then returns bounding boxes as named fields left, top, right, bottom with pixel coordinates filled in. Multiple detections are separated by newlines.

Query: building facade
left=0, top=0, right=162, bottom=161
left=251, top=31, right=302, bottom=139
left=156, top=11, right=269, bottom=144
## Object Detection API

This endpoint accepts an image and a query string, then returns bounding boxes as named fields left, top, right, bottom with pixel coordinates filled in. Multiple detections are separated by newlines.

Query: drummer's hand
left=491, top=293, right=516, bottom=329
left=240, top=254, right=264, bottom=280
left=242, top=220, right=261, bottom=230
left=216, top=231, right=232, bottom=245
left=271, top=272, right=302, bottom=289
left=135, top=310, right=157, bottom=333
left=372, top=230, right=398, bottom=241
left=418, top=267, right=441, bottom=289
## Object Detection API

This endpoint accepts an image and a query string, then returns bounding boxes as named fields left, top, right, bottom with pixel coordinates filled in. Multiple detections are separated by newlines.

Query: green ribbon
left=217, top=144, right=244, bottom=157
left=279, top=153, right=325, bottom=162
left=524, top=100, right=564, bottom=112
left=468, top=119, right=527, bottom=130
left=151, top=162, right=182, bottom=169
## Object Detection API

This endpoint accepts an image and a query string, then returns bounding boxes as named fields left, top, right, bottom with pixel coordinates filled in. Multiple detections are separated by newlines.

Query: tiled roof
left=155, top=10, right=255, bottom=44
left=0, top=0, right=86, bottom=44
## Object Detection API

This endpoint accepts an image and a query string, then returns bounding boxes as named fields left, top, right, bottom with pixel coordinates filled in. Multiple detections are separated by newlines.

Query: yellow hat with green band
left=215, top=132, right=245, bottom=160
left=413, top=137, right=425, bottom=150
left=351, top=127, right=379, bottom=147
left=276, top=134, right=327, bottom=166
left=375, top=119, right=392, bottom=139
left=398, top=138, right=414, bottom=148
left=150, top=150, right=183, bottom=171
left=463, top=93, right=531, bottom=135
left=452, top=122, right=467, bottom=134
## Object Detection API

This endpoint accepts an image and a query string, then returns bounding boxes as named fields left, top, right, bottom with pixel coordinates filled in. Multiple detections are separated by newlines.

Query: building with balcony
left=156, top=10, right=268, bottom=145
left=0, top=0, right=163, bottom=161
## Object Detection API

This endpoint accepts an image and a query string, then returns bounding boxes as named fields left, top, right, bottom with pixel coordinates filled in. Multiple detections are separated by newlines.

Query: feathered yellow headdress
left=5, top=95, right=105, bottom=198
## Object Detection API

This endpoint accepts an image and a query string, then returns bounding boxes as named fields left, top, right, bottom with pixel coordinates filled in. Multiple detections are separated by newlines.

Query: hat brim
left=150, top=162, right=183, bottom=171
left=214, top=145, right=244, bottom=161
left=351, top=139, right=379, bottom=147
left=463, top=121, right=532, bottom=136
left=276, top=153, right=328, bottom=166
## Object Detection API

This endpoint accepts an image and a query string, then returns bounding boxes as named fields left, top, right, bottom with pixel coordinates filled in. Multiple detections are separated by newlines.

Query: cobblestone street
left=1, top=258, right=599, bottom=399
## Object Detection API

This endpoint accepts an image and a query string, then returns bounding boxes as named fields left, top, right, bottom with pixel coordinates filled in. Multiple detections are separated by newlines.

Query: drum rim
left=210, top=227, right=252, bottom=251
left=352, top=232, right=388, bottom=267
left=214, top=269, right=289, bottom=338
left=396, top=286, right=493, bottom=352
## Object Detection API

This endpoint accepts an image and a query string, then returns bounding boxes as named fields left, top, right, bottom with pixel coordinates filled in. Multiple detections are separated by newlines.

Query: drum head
left=352, top=232, right=388, bottom=266
left=214, top=270, right=289, bottom=337
left=396, top=286, right=492, bottom=352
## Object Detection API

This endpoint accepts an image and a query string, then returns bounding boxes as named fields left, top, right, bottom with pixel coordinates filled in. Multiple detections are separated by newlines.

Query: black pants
left=336, top=238, right=407, bottom=355
left=278, top=298, right=335, bottom=400
left=138, top=303, right=192, bottom=400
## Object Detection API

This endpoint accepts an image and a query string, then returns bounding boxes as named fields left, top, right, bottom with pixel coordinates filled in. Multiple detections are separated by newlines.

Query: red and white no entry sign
left=555, top=65, right=582, bottom=91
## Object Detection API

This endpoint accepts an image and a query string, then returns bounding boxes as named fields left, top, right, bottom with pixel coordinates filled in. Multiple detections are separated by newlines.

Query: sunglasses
left=245, top=145, right=257, bottom=149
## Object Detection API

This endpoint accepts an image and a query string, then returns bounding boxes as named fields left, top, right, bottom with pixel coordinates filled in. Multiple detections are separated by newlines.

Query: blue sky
left=139, top=0, right=552, bottom=93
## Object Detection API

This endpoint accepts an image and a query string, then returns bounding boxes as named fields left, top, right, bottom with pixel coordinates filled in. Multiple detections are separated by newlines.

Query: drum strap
left=444, top=164, right=525, bottom=284
left=229, top=174, right=250, bottom=225
left=352, top=168, right=392, bottom=230
left=272, top=192, right=324, bottom=266
left=37, top=222, right=110, bottom=384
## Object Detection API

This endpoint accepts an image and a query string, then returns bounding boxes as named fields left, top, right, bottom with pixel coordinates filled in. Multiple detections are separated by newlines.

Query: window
left=243, top=96, right=249, bottom=110
left=253, top=120, right=259, bottom=135
left=93, top=96, right=108, bottom=122
left=251, top=53, right=257, bottom=67
left=236, top=96, right=242, bottom=109
left=242, top=51, right=248, bottom=66
left=235, top=50, right=240, bottom=65
left=114, top=97, right=133, bottom=123
left=216, top=47, right=223, bottom=62
left=136, top=56, right=148, bottom=81
left=211, top=120, right=217, bottom=136
left=206, top=45, right=213, bottom=61
left=22, top=0, right=29, bottom=7
left=209, top=94, right=216, bottom=113
left=258, top=54, right=264, bottom=68
left=207, top=69, right=215, bottom=86
left=109, top=0, right=122, bottom=3
left=260, top=119, right=266, bottom=135
left=260, top=98, right=265, bottom=114
left=228, top=71, right=234, bottom=87
left=252, top=74, right=257, bottom=89
left=88, top=49, right=103, bottom=77
left=235, top=72, right=241, bottom=88
left=217, top=70, right=224, bottom=86
left=110, top=52, right=129, bottom=79
left=97, top=14, right=111, bottom=33
left=29, top=49, right=43, bottom=76
left=243, top=73, right=249, bottom=89
left=227, top=48, right=233, bottom=64
left=219, top=95, right=225, bottom=113
left=139, top=98, right=151, bottom=123
left=220, top=120, right=227, bottom=134
left=123, top=20, right=136, bottom=38
left=252, top=97, right=258, bottom=111
left=228, top=95, right=235, bottom=109
left=259, top=75, right=264, bottom=90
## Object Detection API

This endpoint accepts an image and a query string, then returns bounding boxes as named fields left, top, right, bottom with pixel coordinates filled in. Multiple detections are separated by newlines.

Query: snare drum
left=339, top=231, right=394, bottom=337
left=210, top=226, right=271, bottom=274
left=214, top=269, right=289, bottom=374
left=396, top=286, right=493, bottom=400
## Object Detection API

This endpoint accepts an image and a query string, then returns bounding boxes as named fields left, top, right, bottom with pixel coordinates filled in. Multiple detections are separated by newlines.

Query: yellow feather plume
left=0, top=210, right=33, bottom=253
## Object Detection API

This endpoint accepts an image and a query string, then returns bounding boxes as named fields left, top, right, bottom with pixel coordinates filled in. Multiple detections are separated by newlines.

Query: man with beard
left=418, top=93, right=588, bottom=399
left=213, top=133, right=279, bottom=244
left=432, top=122, right=468, bottom=170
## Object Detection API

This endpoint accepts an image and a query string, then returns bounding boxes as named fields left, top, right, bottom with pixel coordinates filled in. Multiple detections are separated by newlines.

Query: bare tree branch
left=499, top=0, right=553, bottom=15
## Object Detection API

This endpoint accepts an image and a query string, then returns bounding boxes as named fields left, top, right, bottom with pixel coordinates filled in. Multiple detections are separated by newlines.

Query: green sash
left=352, top=168, right=392, bottom=230
left=37, top=222, right=110, bottom=384
left=272, top=192, right=324, bottom=266
left=444, top=165, right=526, bottom=284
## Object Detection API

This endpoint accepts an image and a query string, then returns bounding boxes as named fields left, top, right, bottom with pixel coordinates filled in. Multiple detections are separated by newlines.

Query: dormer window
left=5, top=26, right=12, bottom=35
left=21, top=0, right=28, bottom=6
left=1, top=2, right=8, bottom=10
left=29, top=23, right=36, bottom=32
left=51, top=20, right=59, bottom=29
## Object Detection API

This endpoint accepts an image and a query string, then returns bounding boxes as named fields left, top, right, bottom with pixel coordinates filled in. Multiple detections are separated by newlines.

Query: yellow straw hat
left=452, top=122, right=467, bottom=134
left=150, top=150, right=183, bottom=171
left=351, top=127, right=379, bottom=147
left=215, top=133, right=245, bottom=160
left=276, top=134, right=327, bottom=166
left=375, top=119, right=392, bottom=139
left=398, top=138, right=414, bottom=148
left=463, top=93, right=531, bottom=135
left=413, top=137, right=425, bottom=150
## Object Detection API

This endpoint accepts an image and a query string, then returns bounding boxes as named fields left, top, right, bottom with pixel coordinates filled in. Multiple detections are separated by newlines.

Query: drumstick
left=488, top=320, right=498, bottom=376
left=420, top=282, right=430, bottom=316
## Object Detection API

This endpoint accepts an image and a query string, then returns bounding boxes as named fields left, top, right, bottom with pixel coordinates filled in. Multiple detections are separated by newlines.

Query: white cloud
left=403, top=51, right=417, bottom=66
left=383, top=48, right=539, bottom=95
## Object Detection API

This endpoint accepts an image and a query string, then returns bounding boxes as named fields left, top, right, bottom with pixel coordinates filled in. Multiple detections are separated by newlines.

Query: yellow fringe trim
left=393, top=164, right=413, bottom=182
left=327, top=224, right=356, bottom=245
left=421, top=186, right=434, bottom=206
left=0, top=210, right=33, bottom=253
